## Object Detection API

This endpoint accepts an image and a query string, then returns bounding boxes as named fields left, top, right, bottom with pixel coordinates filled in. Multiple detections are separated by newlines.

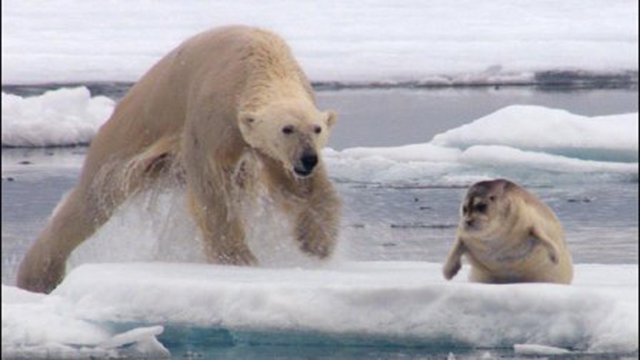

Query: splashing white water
left=69, top=183, right=343, bottom=271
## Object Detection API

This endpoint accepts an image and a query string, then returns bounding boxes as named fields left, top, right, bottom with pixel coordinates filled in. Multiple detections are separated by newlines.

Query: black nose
left=301, top=153, right=318, bottom=171
left=465, top=219, right=474, bottom=228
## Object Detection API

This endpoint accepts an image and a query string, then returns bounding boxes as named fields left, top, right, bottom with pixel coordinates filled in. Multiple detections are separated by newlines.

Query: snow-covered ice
left=1, top=87, right=114, bottom=147
left=2, top=262, right=638, bottom=358
left=432, top=106, right=639, bottom=162
left=2, top=0, right=637, bottom=85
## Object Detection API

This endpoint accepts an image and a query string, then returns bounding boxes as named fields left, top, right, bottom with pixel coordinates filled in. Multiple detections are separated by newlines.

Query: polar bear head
left=239, top=101, right=337, bottom=178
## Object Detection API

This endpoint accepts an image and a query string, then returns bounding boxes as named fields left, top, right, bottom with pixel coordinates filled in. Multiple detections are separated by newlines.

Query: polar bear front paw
left=209, top=245, right=258, bottom=266
left=296, top=221, right=335, bottom=259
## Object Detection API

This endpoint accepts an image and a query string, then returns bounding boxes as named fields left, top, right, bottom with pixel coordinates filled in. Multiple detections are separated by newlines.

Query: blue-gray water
left=1, top=85, right=638, bottom=359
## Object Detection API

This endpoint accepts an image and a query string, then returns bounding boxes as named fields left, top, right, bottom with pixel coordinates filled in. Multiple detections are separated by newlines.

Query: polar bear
left=17, top=26, right=342, bottom=293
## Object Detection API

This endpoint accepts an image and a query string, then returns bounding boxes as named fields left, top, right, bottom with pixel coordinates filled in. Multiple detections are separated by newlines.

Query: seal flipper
left=443, top=237, right=466, bottom=280
left=530, top=226, right=560, bottom=264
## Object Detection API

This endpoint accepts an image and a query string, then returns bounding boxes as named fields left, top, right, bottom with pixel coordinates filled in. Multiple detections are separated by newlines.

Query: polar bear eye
left=282, top=125, right=294, bottom=135
left=313, top=126, right=322, bottom=135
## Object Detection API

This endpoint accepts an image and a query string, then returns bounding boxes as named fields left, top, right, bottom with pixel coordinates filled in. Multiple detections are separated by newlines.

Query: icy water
left=1, top=85, right=638, bottom=359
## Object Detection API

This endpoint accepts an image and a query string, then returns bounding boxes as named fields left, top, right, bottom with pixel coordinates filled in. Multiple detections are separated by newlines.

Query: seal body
left=443, top=179, right=573, bottom=284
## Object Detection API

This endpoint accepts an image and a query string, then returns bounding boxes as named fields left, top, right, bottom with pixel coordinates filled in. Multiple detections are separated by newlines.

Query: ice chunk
left=101, top=326, right=169, bottom=358
left=1, top=87, right=114, bottom=147
left=432, top=105, right=638, bottom=162
left=2, top=284, right=169, bottom=358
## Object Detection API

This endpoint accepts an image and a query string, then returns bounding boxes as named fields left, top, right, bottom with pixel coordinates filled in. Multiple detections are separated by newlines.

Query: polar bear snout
left=293, top=151, right=318, bottom=177
left=301, top=153, right=318, bottom=170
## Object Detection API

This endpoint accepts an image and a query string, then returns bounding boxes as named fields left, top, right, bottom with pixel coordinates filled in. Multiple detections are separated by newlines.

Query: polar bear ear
left=239, top=112, right=257, bottom=129
left=325, top=111, right=338, bottom=128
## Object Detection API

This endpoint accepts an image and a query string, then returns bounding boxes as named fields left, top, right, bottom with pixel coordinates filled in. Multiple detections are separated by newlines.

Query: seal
left=442, top=179, right=573, bottom=284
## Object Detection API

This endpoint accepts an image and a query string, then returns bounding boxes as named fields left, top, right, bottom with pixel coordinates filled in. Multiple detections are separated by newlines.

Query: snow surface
left=1, top=87, right=637, bottom=185
left=2, top=262, right=638, bottom=358
left=2, top=0, right=638, bottom=85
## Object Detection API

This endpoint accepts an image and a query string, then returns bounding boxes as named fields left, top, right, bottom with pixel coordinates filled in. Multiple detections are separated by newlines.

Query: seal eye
left=489, top=196, right=496, bottom=201
left=314, top=126, right=322, bottom=135
left=282, top=125, right=294, bottom=135
left=462, top=205, right=469, bottom=214
left=475, top=204, right=487, bottom=213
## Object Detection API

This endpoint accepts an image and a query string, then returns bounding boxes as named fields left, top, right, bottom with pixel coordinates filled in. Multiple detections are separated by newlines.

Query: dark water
left=1, top=85, right=638, bottom=359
